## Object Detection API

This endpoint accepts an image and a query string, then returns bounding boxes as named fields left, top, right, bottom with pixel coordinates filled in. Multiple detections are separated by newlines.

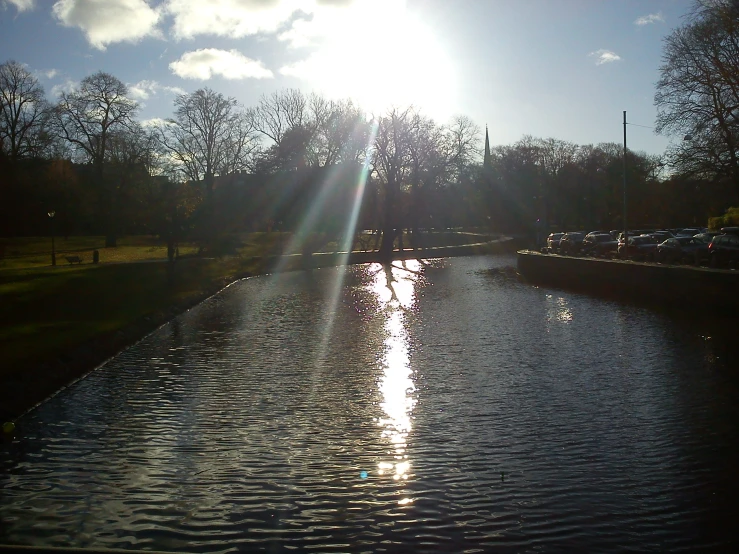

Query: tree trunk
left=379, top=179, right=398, bottom=261
left=409, top=181, right=421, bottom=250
left=204, top=171, right=216, bottom=242
left=379, top=226, right=396, bottom=261
left=98, top=163, right=117, bottom=247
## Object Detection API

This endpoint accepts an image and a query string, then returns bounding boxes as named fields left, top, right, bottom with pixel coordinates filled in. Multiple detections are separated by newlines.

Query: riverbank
left=1, top=235, right=517, bottom=422
left=517, top=249, right=739, bottom=314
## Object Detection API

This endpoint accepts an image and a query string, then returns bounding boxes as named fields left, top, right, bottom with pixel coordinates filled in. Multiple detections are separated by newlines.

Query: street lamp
left=622, top=111, right=628, bottom=256
left=48, top=210, right=56, bottom=266
left=622, top=113, right=659, bottom=255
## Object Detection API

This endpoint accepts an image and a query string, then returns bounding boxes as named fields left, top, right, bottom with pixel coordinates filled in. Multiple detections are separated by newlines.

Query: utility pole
left=623, top=111, right=628, bottom=256
left=48, top=210, right=56, bottom=266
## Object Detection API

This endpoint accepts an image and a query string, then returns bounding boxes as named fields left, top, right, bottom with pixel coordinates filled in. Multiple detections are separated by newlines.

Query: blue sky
left=0, top=0, right=693, bottom=155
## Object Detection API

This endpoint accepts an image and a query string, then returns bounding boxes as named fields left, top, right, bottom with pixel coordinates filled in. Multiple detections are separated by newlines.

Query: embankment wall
left=517, top=250, right=739, bottom=314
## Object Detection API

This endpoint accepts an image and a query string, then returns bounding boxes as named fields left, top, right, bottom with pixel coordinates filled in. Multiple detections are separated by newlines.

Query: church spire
left=483, top=125, right=491, bottom=169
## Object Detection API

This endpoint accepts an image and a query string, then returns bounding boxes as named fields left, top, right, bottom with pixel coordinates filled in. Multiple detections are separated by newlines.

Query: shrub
left=708, top=206, right=739, bottom=230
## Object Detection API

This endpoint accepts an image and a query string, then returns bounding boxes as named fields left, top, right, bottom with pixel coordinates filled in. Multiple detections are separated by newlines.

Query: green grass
left=0, top=232, right=307, bottom=380
left=0, top=235, right=200, bottom=270
left=0, top=256, right=265, bottom=378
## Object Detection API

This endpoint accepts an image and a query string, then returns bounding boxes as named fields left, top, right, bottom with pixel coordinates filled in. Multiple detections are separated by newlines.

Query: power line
left=626, top=122, right=654, bottom=129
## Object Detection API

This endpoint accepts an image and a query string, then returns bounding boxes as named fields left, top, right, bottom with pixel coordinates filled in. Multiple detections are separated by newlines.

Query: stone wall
left=517, top=250, right=739, bottom=314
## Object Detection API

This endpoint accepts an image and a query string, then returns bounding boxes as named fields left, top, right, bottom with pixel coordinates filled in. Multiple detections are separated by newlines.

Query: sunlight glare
left=369, top=262, right=420, bottom=490
left=282, top=1, right=456, bottom=120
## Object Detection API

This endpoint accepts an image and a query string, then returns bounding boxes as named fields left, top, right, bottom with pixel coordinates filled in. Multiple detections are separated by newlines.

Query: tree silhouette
left=52, top=71, right=138, bottom=246
left=0, top=60, right=50, bottom=161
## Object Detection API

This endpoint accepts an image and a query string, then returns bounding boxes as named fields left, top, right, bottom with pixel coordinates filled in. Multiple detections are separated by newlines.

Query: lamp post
left=48, top=210, right=56, bottom=266
left=622, top=111, right=628, bottom=255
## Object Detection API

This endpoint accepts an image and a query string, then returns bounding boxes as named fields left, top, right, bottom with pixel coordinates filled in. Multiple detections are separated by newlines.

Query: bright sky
left=0, top=0, right=693, bottom=155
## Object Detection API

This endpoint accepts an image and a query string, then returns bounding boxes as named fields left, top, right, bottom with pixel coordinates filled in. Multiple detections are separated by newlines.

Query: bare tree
left=249, top=88, right=308, bottom=147
left=0, top=60, right=50, bottom=161
left=220, top=112, right=259, bottom=175
left=371, top=107, right=415, bottom=258
left=52, top=71, right=138, bottom=246
left=406, top=112, right=443, bottom=240
left=446, top=115, right=481, bottom=177
left=655, top=0, right=739, bottom=194
left=160, top=88, right=253, bottom=199
left=105, top=123, right=159, bottom=235
left=310, top=97, right=368, bottom=166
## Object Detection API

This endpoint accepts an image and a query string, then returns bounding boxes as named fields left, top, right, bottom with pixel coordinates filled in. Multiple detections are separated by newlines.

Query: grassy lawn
left=0, top=257, right=264, bottom=375
left=0, top=234, right=295, bottom=373
left=0, top=235, right=200, bottom=270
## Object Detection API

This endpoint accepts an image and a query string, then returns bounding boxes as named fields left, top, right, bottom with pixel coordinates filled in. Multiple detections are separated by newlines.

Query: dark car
left=617, top=230, right=649, bottom=244
left=582, top=233, right=618, bottom=257
left=676, top=227, right=702, bottom=237
left=656, top=236, right=702, bottom=264
left=651, top=230, right=675, bottom=243
left=708, top=232, right=739, bottom=268
left=618, top=234, right=658, bottom=261
left=692, top=232, right=719, bottom=265
left=584, top=230, right=611, bottom=238
left=547, top=232, right=564, bottom=252
left=559, top=232, right=586, bottom=255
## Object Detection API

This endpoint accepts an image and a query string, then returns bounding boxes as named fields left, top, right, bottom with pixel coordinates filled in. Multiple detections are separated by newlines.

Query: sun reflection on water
left=368, top=261, right=420, bottom=498
left=545, top=294, right=573, bottom=324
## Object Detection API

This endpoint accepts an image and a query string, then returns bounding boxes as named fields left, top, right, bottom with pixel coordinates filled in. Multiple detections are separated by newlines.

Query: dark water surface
left=1, top=255, right=738, bottom=552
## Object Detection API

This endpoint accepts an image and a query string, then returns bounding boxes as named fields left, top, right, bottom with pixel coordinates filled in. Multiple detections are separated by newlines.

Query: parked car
left=618, top=234, right=658, bottom=261
left=676, top=227, right=702, bottom=237
left=582, top=233, right=619, bottom=257
left=708, top=232, right=739, bottom=268
left=656, top=236, right=702, bottom=264
left=547, top=232, right=564, bottom=252
left=692, top=232, right=719, bottom=265
left=559, top=232, right=586, bottom=255
left=651, top=230, right=675, bottom=242
left=584, top=230, right=611, bottom=238
left=617, top=230, right=649, bottom=243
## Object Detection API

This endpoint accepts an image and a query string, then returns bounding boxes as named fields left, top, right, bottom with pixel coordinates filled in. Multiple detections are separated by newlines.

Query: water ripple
left=2, top=256, right=739, bottom=552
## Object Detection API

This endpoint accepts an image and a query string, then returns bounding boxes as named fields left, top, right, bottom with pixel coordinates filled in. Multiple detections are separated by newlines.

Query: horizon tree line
left=3, top=0, right=738, bottom=251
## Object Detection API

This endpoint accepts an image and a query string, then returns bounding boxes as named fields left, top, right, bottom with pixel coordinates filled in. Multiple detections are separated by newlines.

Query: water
left=1, top=255, right=738, bottom=552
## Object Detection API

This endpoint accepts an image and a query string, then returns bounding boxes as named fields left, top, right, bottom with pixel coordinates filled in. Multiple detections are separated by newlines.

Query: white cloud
left=165, top=0, right=304, bottom=40
left=127, top=79, right=186, bottom=101
left=164, top=0, right=362, bottom=44
left=2, top=0, right=34, bottom=11
left=32, top=68, right=59, bottom=80
left=169, top=49, right=273, bottom=80
left=140, top=117, right=172, bottom=128
left=52, top=0, right=161, bottom=50
left=51, top=79, right=78, bottom=97
left=635, top=12, right=664, bottom=26
left=164, top=84, right=186, bottom=96
left=589, top=49, right=621, bottom=65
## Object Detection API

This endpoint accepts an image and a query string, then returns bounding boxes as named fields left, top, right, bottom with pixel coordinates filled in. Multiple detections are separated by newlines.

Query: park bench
left=64, top=255, right=83, bottom=265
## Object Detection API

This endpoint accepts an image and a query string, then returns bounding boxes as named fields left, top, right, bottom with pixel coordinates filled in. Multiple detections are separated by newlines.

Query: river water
left=1, top=255, right=738, bottom=552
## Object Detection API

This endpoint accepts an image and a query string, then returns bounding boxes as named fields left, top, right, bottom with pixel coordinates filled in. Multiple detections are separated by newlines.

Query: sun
left=281, top=1, right=457, bottom=121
